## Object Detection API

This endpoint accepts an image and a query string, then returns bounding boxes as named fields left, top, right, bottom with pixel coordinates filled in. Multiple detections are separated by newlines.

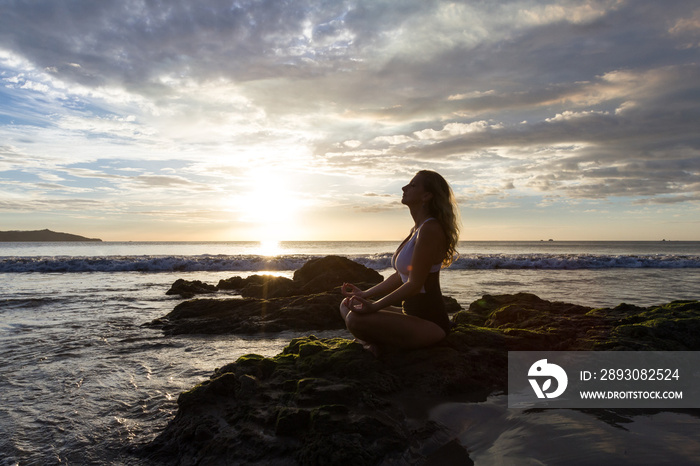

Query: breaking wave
left=1, top=253, right=699, bottom=273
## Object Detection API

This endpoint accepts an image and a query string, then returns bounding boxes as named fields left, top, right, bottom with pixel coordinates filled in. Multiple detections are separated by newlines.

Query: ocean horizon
left=3, top=239, right=700, bottom=272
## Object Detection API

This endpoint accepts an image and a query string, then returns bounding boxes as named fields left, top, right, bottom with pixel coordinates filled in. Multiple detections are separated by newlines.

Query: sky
left=0, top=0, right=699, bottom=242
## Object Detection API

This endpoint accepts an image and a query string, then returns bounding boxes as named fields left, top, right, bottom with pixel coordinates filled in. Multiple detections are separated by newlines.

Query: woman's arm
left=341, top=272, right=402, bottom=305
left=360, top=272, right=403, bottom=299
left=353, top=221, right=446, bottom=312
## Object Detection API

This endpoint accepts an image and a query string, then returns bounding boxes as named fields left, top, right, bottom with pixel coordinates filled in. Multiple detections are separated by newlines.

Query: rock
left=458, top=292, right=600, bottom=351
left=458, top=293, right=700, bottom=351
left=595, top=299, right=700, bottom=350
left=167, top=256, right=383, bottom=299
left=292, top=255, right=384, bottom=293
left=151, top=291, right=461, bottom=335
left=214, top=275, right=247, bottom=291
left=424, top=439, right=474, bottom=466
left=217, top=255, right=385, bottom=298
left=165, top=279, right=218, bottom=298
left=141, top=337, right=451, bottom=465
left=151, top=256, right=460, bottom=334
left=140, top=294, right=700, bottom=465
left=217, top=274, right=297, bottom=298
left=150, top=293, right=347, bottom=334
left=442, top=295, right=462, bottom=315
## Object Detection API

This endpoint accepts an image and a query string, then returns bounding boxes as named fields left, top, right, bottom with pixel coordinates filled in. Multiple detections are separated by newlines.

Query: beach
left=1, top=241, right=700, bottom=464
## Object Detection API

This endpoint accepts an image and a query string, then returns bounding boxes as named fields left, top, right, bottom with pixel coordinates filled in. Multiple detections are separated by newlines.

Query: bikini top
left=391, top=218, right=443, bottom=287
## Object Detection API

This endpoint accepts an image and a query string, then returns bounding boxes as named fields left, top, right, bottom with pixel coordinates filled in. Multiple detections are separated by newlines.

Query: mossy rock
left=599, top=300, right=700, bottom=350
left=275, top=407, right=312, bottom=436
left=144, top=295, right=700, bottom=465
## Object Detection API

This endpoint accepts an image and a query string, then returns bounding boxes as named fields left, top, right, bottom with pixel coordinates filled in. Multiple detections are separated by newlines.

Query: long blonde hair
left=417, top=170, right=460, bottom=267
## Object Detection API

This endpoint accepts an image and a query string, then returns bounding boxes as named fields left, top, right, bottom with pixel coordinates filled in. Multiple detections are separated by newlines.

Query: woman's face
left=401, top=174, right=429, bottom=206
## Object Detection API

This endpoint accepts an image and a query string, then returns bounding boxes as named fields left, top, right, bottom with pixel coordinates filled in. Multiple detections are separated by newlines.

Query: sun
left=256, top=239, right=284, bottom=257
left=233, top=168, right=303, bottom=242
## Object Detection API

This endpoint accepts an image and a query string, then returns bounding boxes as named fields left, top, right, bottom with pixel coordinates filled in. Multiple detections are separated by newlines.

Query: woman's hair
left=417, top=170, right=460, bottom=267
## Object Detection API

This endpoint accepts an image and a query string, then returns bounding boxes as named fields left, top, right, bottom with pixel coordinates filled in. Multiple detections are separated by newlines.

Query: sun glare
left=233, top=169, right=303, bottom=242
left=256, top=239, right=284, bottom=256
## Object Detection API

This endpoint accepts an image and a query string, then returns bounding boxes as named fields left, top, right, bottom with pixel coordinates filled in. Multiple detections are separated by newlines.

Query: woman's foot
left=353, top=338, right=380, bottom=358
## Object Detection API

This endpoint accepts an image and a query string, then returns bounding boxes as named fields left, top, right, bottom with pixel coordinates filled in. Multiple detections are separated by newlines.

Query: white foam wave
left=0, top=255, right=313, bottom=273
left=450, top=254, right=700, bottom=270
left=1, top=253, right=699, bottom=273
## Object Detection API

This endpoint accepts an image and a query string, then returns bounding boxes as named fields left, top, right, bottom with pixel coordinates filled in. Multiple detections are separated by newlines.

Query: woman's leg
left=340, top=300, right=352, bottom=321
left=344, top=309, right=446, bottom=349
left=340, top=300, right=402, bottom=318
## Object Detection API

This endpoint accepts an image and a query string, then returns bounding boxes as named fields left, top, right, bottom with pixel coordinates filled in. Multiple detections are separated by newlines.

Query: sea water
left=1, top=241, right=699, bottom=465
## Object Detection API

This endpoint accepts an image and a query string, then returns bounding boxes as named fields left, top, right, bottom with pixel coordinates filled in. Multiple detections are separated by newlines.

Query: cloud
left=321, top=61, right=700, bottom=204
left=0, top=198, right=106, bottom=212
left=133, top=174, right=200, bottom=188
left=414, top=121, right=503, bottom=140
left=669, top=8, right=700, bottom=47
left=0, top=0, right=699, bottom=239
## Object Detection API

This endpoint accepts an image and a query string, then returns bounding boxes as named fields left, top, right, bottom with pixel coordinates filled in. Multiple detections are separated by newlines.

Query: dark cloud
left=0, top=0, right=374, bottom=87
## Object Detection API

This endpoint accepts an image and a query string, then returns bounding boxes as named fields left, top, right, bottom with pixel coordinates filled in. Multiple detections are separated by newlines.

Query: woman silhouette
left=340, top=170, right=460, bottom=351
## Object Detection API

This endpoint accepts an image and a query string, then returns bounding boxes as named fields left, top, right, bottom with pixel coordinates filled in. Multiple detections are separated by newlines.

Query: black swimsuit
left=401, top=272, right=450, bottom=333
left=392, top=219, right=450, bottom=334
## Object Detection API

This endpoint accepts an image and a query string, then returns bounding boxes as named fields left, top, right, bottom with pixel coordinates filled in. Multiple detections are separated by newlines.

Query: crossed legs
left=339, top=301, right=446, bottom=350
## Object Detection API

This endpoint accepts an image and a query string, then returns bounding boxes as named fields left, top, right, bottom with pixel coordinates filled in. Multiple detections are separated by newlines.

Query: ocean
left=1, top=241, right=699, bottom=465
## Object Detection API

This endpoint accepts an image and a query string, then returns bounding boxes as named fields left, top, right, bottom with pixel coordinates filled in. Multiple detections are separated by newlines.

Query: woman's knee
left=339, top=301, right=350, bottom=320
left=344, top=310, right=368, bottom=335
left=344, top=309, right=357, bottom=329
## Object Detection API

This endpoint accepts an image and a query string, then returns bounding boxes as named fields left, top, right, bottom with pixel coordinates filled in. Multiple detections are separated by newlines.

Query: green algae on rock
left=594, top=300, right=700, bottom=350
left=142, top=293, right=700, bottom=464
left=143, top=336, right=451, bottom=465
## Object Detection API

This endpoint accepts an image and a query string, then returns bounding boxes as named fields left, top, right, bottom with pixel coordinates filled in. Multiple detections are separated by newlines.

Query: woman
left=339, top=170, right=460, bottom=350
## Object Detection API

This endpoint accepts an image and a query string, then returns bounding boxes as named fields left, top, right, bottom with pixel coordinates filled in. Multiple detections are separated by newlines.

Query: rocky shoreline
left=140, top=256, right=700, bottom=465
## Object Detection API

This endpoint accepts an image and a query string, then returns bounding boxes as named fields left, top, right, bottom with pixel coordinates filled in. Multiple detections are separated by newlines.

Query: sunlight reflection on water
left=254, top=240, right=284, bottom=257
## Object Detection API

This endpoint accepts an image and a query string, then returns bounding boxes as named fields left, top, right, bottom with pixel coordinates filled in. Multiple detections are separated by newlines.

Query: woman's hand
left=341, top=283, right=380, bottom=313
left=344, top=295, right=378, bottom=314
left=341, top=282, right=364, bottom=298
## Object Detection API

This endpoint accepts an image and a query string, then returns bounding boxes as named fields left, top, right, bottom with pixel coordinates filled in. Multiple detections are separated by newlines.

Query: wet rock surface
left=165, top=279, right=218, bottom=299
left=141, top=291, right=700, bottom=464
left=151, top=293, right=348, bottom=334
left=150, top=255, right=460, bottom=335
left=169, top=255, right=385, bottom=299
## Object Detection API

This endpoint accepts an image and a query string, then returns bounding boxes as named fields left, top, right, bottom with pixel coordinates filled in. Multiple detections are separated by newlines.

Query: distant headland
left=0, top=229, right=102, bottom=242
